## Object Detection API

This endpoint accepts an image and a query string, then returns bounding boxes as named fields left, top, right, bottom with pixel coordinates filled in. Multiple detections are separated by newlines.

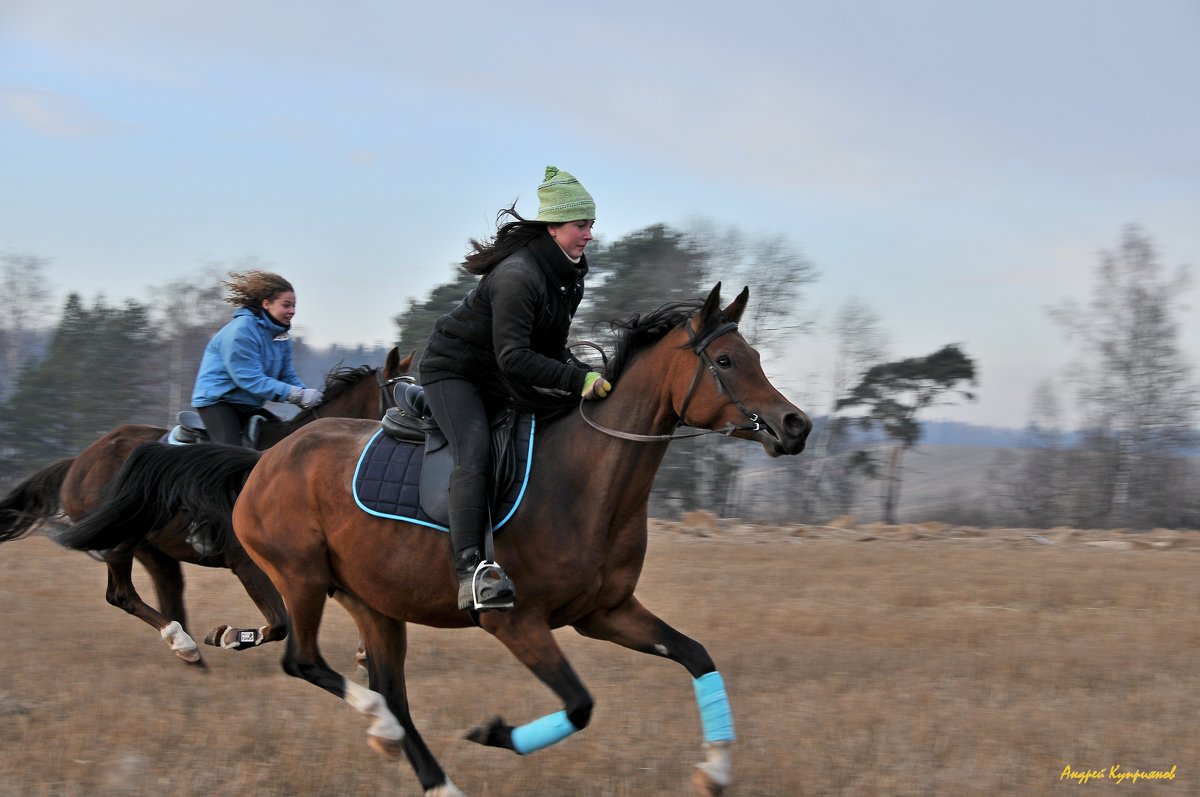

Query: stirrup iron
left=472, top=560, right=515, bottom=611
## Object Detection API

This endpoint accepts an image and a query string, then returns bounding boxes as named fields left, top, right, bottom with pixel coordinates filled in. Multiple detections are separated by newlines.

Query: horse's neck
left=541, top=364, right=676, bottom=523
left=256, top=376, right=374, bottom=450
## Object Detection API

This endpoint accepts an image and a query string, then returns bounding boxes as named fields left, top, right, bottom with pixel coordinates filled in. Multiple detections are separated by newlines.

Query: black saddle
left=379, top=383, right=521, bottom=524
left=166, top=410, right=265, bottom=448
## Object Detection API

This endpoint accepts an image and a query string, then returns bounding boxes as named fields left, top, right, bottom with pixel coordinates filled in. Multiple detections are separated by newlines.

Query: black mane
left=283, top=364, right=375, bottom=424
left=500, top=299, right=709, bottom=418
left=606, top=300, right=705, bottom=381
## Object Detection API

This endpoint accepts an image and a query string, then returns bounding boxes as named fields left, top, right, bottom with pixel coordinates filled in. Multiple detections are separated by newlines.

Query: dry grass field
left=2, top=517, right=1199, bottom=796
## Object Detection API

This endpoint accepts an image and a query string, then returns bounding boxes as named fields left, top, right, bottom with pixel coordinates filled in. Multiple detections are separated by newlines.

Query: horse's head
left=666, top=283, right=811, bottom=457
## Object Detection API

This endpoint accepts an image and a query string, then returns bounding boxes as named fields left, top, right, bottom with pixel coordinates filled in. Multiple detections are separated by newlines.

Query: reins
left=578, top=317, right=764, bottom=443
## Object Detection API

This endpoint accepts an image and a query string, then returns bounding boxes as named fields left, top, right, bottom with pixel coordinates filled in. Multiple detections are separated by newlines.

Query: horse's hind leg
left=205, top=548, right=289, bottom=652
left=574, top=596, right=733, bottom=797
left=105, top=555, right=202, bottom=666
left=333, top=591, right=465, bottom=797
left=134, top=547, right=187, bottom=626
left=466, top=613, right=594, bottom=756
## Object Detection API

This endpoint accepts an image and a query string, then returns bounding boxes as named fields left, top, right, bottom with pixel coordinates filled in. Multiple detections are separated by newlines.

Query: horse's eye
left=716, top=355, right=733, bottom=368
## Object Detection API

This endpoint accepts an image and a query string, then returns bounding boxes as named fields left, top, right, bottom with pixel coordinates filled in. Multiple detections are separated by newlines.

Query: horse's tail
left=57, top=442, right=261, bottom=556
left=0, top=457, right=74, bottom=543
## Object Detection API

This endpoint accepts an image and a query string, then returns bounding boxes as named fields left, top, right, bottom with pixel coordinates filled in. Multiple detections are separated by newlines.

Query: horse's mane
left=606, top=300, right=705, bottom=381
left=284, top=364, right=375, bottom=424
left=501, top=299, right=706, bottom=418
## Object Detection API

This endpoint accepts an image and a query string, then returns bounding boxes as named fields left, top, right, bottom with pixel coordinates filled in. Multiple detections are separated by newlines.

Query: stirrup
left=471, top=560, right=515, bottom=611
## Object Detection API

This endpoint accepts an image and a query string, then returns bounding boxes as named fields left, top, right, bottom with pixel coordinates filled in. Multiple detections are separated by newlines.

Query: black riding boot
left=454, top=546, right=515, bottom=612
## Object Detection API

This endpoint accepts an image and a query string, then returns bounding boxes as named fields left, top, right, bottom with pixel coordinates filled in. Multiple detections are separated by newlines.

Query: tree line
left=1, top=224, right=1195, bottom=529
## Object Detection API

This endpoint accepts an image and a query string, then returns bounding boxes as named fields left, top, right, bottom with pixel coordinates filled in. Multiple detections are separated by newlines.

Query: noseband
left=579, top=317, right=765, bottom=443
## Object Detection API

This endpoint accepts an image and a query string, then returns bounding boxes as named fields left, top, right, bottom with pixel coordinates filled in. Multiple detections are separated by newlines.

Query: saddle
left=167, top=411, right=264, bottom=448
left=357, top=383, right=529, bottom=529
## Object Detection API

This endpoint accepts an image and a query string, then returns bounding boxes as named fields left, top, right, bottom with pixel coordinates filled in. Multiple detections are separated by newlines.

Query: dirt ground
left=2, top=516, right=1198, bottom=796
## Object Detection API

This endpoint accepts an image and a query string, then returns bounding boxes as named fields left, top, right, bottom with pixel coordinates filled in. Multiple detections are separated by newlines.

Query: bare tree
left=1049, top=225, right=1197, bottom=528
left=147, top=267, right=235, bottom=424
left=0, top=252, right=54, bottom=402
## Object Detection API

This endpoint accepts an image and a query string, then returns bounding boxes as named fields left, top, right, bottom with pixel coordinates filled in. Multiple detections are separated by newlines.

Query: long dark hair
left=462, top=203, right=549, bottom=276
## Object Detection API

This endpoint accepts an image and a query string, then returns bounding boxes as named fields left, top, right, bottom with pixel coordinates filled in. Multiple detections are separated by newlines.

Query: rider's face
left=548, top=220, right=594, bottom=260
left=262, top=291, right=297, bottom=326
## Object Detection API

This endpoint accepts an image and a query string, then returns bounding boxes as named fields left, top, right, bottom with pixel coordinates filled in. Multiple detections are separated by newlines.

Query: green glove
left=582, top=371, right=612, bottom=400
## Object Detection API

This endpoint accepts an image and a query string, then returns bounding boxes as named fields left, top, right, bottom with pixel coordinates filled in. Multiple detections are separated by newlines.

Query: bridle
left=578, top=316, right=766, bottom=443
left=376, top=370, right=414, bottom=418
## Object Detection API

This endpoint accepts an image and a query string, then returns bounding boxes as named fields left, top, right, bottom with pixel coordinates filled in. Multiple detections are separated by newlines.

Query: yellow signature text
left=1060, top=764, right=1177, bottom=785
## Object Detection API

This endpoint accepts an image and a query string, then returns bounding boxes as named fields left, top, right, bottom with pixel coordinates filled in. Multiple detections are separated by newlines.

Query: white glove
left=287, top=387, right=324, bottom=409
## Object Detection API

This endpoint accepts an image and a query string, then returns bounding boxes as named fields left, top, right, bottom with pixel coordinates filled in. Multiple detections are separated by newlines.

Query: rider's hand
left=287, top=387, right=325, bottom=409
left=581, top=372, right=612, bottom=400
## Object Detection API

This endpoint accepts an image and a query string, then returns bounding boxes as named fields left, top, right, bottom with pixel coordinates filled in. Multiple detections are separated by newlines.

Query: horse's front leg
left=205, top=547, right=290, bottom=652
left=573, top=596, right=734, bottom=797
left=469, top=612, right=594, bottom=756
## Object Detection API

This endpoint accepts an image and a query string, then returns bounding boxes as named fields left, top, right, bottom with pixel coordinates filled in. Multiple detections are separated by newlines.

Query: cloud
left=0, top=87, right=124, bottom=137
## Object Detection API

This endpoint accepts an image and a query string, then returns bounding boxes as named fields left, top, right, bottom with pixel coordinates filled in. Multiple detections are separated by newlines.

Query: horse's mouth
left=755, top=417, right=808, bottom=457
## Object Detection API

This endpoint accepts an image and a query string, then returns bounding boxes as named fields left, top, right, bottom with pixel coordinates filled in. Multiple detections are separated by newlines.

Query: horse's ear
left=387, top=346, right=414, bottom=376
left=698, top=282, right=723, bottom=325
left=722, top=286, right=750, bottom=323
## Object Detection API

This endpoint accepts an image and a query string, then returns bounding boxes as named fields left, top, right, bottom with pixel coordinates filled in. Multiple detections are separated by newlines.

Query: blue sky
left=2, top=0, right=1197, bottom=429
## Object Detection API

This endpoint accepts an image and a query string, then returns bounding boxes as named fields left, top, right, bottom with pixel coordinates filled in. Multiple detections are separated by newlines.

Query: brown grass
left=2, top=520, right=1198, bottom=796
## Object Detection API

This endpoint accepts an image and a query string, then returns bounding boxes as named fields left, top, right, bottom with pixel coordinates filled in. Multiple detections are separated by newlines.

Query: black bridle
left=579, top=317, right=766, bottom=443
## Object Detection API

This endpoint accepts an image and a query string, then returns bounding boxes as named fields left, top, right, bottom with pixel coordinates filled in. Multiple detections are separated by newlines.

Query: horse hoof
left=464, top=715, right=512, bottom=749
left=367, top=733, right=404, bottom=760
left=691, top=768, right=726, bottom=797
left=179, top=650, right=207, bottom=668
left=204, top=625, right=230, bottom=647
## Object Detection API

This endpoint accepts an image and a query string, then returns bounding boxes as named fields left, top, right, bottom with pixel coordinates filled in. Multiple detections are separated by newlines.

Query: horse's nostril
left=784, top=412, right=809, bottom=437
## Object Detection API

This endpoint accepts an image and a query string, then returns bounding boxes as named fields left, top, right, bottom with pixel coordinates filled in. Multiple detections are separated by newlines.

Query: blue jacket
left=191, top=308, right=305, bottom=408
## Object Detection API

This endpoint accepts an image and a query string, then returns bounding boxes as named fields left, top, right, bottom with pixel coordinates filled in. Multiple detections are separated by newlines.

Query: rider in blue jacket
left=191, top=270, right=323, bottom=446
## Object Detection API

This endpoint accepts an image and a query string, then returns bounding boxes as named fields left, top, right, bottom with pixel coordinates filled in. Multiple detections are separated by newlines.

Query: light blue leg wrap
left=510, top=710, right=579, bottom=755
left=693, top=671, right=736, bottom=743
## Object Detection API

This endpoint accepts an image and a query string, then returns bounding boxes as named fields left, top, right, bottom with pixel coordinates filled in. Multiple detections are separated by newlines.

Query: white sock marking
left=343, top=678, right=404, bottom=741
left=160, top=621, right=198, bottom=657
left=696, top=740, right=733, bottom=786
left=425, top=781, right=467, bottom=797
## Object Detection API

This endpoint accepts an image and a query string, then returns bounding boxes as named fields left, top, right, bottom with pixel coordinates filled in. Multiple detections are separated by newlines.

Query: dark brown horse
left=62, top=285, right=810, bottom=796
left=0, top=347, right=412, bottom=666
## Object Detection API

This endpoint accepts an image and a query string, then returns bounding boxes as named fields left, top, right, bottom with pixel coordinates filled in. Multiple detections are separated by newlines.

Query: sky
left=1, top=0, right=1197, bottom=429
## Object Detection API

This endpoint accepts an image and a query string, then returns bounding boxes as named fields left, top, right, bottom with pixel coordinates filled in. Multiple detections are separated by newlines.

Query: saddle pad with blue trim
left=352, top=416, right=535, bottom=532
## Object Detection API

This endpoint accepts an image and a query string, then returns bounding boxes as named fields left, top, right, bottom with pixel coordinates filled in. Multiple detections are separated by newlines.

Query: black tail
left=57, top=442, right=261, bottom=556
left=0, top=457, right=74, bottom=543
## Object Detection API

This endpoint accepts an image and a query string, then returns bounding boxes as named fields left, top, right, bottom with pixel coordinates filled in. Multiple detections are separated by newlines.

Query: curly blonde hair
left=222, top=271, right=294, bottom=309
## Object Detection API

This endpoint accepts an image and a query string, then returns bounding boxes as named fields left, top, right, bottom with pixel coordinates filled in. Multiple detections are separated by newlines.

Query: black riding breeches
left=420, top=374, right=491, bottom=558
left=195, top=402, right=266, bottom=447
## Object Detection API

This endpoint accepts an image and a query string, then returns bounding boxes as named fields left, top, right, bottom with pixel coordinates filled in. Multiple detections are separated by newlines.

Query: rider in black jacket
left=420, top=166, right=612, bottom=611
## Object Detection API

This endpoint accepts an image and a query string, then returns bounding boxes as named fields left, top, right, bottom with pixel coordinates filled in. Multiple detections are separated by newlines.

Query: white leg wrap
left=160, top=621, right=199, bottom=658
left=343, top=678, right=404, bottom=741
left=696, top=741, right=733, bottom=786
left=425, top=781, right=467, bottom=797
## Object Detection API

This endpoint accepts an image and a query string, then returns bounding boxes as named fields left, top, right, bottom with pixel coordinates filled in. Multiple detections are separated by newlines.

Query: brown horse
left=62, top=285, right=810, bottom=796
left=0, top=347, right=412, bottom=666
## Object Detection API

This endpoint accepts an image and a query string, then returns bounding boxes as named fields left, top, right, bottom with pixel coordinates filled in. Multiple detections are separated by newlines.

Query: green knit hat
left=535, top=165, right=596, bottom=223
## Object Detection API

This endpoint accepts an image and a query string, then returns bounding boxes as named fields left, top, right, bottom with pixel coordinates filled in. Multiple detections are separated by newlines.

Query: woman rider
left=420, top=166, right=613, bottom=611
left=191, top=270, right=324, bottom=447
